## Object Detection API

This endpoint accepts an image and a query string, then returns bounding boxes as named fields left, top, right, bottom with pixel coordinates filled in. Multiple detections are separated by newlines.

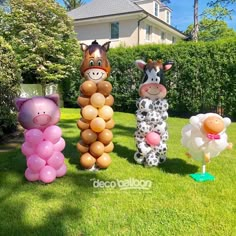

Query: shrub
left=0, top=37, right=21, bottom=137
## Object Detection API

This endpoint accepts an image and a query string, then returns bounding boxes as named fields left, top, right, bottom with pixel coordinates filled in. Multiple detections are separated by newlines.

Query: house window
left=111, top=22, right=119, bottom=39
left=146, top=25, right=152, bottom=41
left=172, top=36, right=176, bottom=44
left=166, top=11, right=171, bottom=24
left=154, top=2, right=159, bottom=17
left=161, top=31, right=165, bottom=41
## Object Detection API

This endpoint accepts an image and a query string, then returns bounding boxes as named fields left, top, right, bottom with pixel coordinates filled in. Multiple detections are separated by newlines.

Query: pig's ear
left=163, top=61, right=174, bottom=71
left=46, top=94, right=60, bottom=106
left=135, top=60, right=146, bottom=71
left=15, top=98, right=29, bottom=111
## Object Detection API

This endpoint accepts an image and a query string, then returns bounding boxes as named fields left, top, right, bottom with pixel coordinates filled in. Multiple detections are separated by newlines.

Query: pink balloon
left=25, top=168, right=39, bottom=182
left=36, top=141, right=54, bottom=160
left=145, top=132, right=161, bottom=146
left=54, top=137, right=65, bottom=152
left=27, top=154, right=46, bottom=172
left=25, top=129, right=43, bottom=145
left=21, top=142, right=35, bottom=156
left=43, top=125, right=62, bottom=144
left=39, top=165, right=56, bottom=183
left=47, top=151, right=64, bottom=170
left=56, top=163, right=67, bottom=177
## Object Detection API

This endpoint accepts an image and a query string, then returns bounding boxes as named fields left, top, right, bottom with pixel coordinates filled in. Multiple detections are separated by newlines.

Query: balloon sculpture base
left=189, top=172, right=215, bottom=182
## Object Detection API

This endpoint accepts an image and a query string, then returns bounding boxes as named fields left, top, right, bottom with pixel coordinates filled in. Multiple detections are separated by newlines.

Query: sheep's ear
left=190, top=115, right=201, bottom=128
left=15, top=98, right=29, bottom=111
left=46, top=94, right=60, bottom=106
left=223, top=117, right=231, bottom=127
left=135, top=60, right=146, bottom=71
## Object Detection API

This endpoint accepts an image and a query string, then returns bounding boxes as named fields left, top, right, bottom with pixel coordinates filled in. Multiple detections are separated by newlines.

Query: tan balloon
left=96, top=153, right=112, bottom=168
left=97, top=81, right=112, bottom=96
left=90, top=93, right=105, bottom=108
left=89, top=141, right=105, bottom=158
left=77, top=140, right=89, bottom=153
left=90, top=117, right=106, bottom=133
left=77, top=118, right=90, bottom=130
left=98, top=105, right=113, bottom=121
left=104, top=142, right=114, bottom=153
left=105, top=95, right=114, bottom=106
left=98, top=129, right=113, bottom=145
left=105, top=118, right=115, bottom=129
left=80, top=81, right=97, bottom=96
left=80, top=152, right=96, bottom=169
left=82, top=105, right=98, bottom=120
left=81, top=129, right=98, bottom=144
left=77, top=96, right=90, bottom=107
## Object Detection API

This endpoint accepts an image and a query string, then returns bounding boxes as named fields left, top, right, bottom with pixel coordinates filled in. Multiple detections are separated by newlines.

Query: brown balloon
left=80, top=81, right=97, bottom=96
left=90, top=117, right=106, bottom=133
left=82, top=105, right=98, bottom=120
left=77, top=140, right=89, bottom=153
left=96, top=153, right=112, bottom=168
left=77, top=96, right=90, bottom=107
left=89, top=141, right=105, bottom=158
left=98, top=105, right=113, bottom=121
left=97, top=81, right=112, bottom=96
left=105, top=118, right=115, bottom=129
left=77, top=118, right=90, bottom=130
left=104, top=94, right=114, bottom=106
left=80, top=152, right=96, bottom=169
left=104, top=142, right=114, bottom=153
left=98, top=129, right=113, bottom=145
left=81, top=129, right=98, bottom=144
left=90, top=93, right=105, bottom=108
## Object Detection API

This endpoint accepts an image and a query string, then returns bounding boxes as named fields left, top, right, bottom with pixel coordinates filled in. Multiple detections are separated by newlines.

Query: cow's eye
left=89, top=60, right=95, bottom=66
left=97, top=59, right=102, bottom=66
left=157, top=71, right=160, bottom=76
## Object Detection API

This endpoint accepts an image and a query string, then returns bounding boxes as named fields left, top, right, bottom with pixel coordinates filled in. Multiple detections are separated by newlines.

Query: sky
left=57, top=0, right=236, bottom=31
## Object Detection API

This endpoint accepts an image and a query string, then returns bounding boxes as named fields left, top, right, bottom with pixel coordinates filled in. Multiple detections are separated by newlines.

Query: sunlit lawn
left=0, top=108, right=236, bottom=235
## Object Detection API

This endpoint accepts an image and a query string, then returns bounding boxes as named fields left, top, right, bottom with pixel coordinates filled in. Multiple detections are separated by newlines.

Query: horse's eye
left=89, top=60, right=95, bottom=66
left=97, top=59, right=102, bottom=66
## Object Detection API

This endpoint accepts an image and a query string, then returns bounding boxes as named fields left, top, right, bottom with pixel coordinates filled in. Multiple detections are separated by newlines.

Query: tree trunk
left=192, top=0, right=199, bottom=42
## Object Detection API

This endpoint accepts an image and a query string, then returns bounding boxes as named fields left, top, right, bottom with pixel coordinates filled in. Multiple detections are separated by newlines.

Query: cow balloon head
left=135, top=59, right=173, bottom=100
left=80, top=40, right=111, bottom=83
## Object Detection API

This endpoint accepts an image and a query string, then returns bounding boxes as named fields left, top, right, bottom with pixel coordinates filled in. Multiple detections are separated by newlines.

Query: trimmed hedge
left=108, top=39, right=236, bottom=118
left=0, top=37, right=22, bottom=137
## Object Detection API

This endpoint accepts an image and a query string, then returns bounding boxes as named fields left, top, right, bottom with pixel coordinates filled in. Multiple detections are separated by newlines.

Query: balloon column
left=15, top=94, right=66, bottom=183
left=181, top=113, right=233, bottom=181
left=77, top=40, right=115, bottom=170
left=134, top=59, right=173, bottom=166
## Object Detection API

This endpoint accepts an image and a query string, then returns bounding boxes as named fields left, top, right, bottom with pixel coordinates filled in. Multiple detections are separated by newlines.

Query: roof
left=68, top=0, right=143, bottom=20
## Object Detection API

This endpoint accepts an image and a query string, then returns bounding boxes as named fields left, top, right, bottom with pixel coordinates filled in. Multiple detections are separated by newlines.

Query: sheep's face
left=203, top=116, right=224, bottom=134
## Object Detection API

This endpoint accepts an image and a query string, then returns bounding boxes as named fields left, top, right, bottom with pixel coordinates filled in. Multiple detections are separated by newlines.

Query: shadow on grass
left=113, top=142, right=136, bottom=164
left=159, top=157, right=199, bottom=175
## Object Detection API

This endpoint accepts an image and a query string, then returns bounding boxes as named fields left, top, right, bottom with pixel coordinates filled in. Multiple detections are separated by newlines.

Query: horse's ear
left=135, top=60, right=146, bottom=71
left=80, top=43, right=88, bottom=52
left=102, top=41, right=111, bottom=52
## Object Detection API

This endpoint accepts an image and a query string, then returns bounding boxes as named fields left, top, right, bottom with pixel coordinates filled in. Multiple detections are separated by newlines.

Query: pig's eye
left=38, top=112, right=40, bottom=115
left=43, top=112, right=46, bottom=114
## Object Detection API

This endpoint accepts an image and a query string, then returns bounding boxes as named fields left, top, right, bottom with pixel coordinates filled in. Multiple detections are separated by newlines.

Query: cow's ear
left=135, top=60, right=146, bottom=71
left=163, top=61, right=174, bottom=71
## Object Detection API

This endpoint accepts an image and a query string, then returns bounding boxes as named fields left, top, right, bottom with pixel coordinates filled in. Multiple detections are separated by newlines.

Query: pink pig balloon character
left=15, top=94, right=67, bottom=183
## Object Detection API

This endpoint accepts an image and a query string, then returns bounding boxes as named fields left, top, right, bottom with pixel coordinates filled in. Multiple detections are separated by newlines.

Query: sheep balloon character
left=181, top=113, right=233, bottom=182
left=16, top=94, right=67, bottom=183
left=134, top=59, right=173, bottom=167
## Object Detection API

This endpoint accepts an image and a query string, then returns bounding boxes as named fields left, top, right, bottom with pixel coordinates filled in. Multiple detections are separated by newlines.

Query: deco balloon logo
left=90, top=178, right=152, bottom=191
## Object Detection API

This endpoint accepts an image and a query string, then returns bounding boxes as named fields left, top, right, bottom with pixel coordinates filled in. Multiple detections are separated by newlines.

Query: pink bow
left=207, top=134, right=220, bottom=140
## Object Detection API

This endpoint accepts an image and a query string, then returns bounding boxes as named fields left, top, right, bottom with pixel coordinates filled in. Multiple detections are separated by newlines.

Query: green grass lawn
left=0, top=108, right=236, bottom=235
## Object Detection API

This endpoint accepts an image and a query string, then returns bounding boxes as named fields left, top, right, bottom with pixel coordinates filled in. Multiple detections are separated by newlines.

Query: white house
left=68, top=0, right=186, bottom=47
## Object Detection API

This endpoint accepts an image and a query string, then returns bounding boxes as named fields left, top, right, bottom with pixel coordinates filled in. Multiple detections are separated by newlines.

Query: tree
left=185, top=18, right=236, bottom=41
left=191, top=0, right=236, bottom=41
left=0, top=0, right=81, bottom=93
left=63, top=0, right=85, bottom=11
